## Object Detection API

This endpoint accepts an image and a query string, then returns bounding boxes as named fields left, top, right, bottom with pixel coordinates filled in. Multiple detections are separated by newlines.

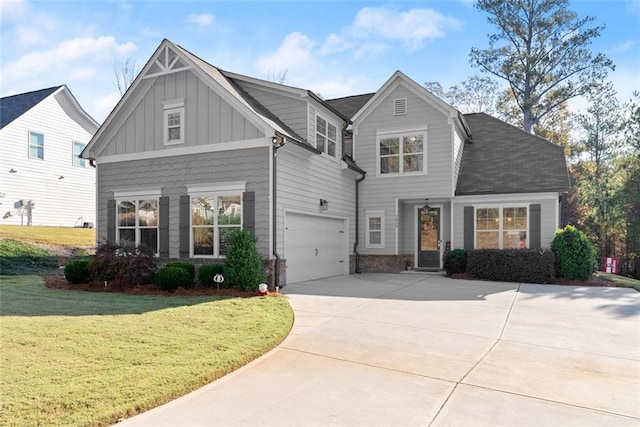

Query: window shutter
left=179, top=195, right=190, bottom=258
left=107, top=199, right=116, bottom=243
left=394, top=98, right=407, bottom=115
left=530, top=204, right=541, bottom=249
left=243, top=191, right=255, bottom=236
left=159, top=196, right=169, bottom=258
left=463, top=206, right=474, bottom=250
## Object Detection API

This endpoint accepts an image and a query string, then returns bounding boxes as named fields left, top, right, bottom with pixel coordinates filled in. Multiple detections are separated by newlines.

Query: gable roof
left=456, top=113, right=569, bottom=195
left=326, top=93, right=375, bottom=119
left=1, top=86, right=62, bottom=129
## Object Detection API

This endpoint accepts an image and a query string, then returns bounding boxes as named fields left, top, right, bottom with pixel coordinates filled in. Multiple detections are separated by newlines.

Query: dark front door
left=418, top=207, right=440, bottom=269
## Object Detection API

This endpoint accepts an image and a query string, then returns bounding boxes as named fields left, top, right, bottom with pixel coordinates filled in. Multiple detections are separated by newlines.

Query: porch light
left=272, top=135, right=285, bottom=147
left=320, top=199, right=329, bottom=210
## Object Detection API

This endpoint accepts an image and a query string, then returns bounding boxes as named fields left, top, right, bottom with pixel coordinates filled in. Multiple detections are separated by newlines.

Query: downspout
left=272, top=136, right=285, bottom=290
left=354, top=173, right=366, bottom=273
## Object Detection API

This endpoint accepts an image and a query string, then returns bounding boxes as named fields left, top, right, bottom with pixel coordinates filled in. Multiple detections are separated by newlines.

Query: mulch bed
left=40, top=274, right=272, bottom=297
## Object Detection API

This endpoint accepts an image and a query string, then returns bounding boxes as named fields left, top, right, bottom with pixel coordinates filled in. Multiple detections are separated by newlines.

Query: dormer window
left=316, top=115, right=338, bottom=157
left=163, top=99, right=184, bottom=145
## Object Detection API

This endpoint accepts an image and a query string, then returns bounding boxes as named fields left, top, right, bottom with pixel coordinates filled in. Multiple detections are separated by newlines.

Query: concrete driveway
left=118, top=273, right=640, bottom=426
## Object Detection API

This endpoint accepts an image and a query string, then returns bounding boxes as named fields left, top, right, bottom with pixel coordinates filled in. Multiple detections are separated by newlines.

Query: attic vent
left=394, top=98, right=407, bottom=116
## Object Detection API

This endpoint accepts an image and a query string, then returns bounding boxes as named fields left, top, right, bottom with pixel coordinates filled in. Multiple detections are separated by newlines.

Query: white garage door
left=285, top=212, right=347, bottom=283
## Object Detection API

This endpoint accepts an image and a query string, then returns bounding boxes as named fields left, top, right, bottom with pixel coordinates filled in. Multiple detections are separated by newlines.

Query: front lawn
left=0, top=275, right=293, bottom=426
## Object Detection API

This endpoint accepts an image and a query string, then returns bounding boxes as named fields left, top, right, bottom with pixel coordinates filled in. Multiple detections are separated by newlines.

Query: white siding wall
left=452, top=129, right=464, bottom=190
left=354, top=83, right=454, bottom=255
left=97, top=70, right=263, bottom=157
left=0, top=94, right=96, bottom=227
left=276, top=146, right=357, bottom=261
left=451, top=193, right=560, bottom=250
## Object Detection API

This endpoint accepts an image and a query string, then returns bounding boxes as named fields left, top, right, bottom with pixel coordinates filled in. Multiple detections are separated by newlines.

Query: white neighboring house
left=0, top=85, right=99, bottom=227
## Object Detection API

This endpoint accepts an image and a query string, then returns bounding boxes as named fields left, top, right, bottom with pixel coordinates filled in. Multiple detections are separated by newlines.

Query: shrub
left=197, top=264, right=226, bottom=288
left=551, top=225, right=598, bottom=281
left=155, top=266, right=191, bottom=292
left=224, top=229, right=266, bottom=292
left=443, top=249, right=467, bottom=277
left=89, top=241, right=156, bottom=289
left=164, top=261, right=195, bottom=285
left=467, top=249, right=555, bottom=283
left=64, top=259, right=91, bottom=284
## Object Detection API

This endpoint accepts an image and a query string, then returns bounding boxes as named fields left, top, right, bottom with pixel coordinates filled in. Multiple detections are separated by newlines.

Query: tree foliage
left=470, top=0, right=614, bottom=132
left=114, top=57, right=137, bottom=96
left=425, top=75, right=501, bottom=115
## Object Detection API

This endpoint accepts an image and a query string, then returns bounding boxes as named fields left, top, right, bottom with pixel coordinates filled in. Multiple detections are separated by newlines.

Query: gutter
left=272, top=134, right=285, bottom=290
left=354, top=172, right=366, bottom=273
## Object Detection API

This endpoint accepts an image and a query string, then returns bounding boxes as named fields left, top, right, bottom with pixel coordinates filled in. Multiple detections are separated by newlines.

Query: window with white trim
left=378, top=131, right=425, bottom=175
left=366, top=210, right=385, bottom=248
left=476, top=206, right=528, bottom=249
left=72, top=141, right=86, bottom=167
left=163, top=99, right=184, bottom=145
left=188, top=182, right=245, bottom=257
left=116, top=199, right=159, bottom=254
left=316, top=114, right=338, bottom=157
left=29, top=131, right=44, bottom=159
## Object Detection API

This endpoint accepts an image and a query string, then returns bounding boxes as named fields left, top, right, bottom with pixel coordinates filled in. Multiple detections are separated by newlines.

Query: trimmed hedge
left=467, top=249, right=555, bottom=284
left=443, top=249, right=467, bottom=276
left=197, top=264, right=226, bottom=288
left=155, top=266, right=191, bottom=292
left=551, top=225, right=597, bottom=281
left=164, top=261, right=195, bottom=284
left=64, top=259, right=91, bottom=284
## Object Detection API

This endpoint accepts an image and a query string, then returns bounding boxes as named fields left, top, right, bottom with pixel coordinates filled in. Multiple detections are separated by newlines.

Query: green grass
left=0, top=239, right=59, bottom=275
left=0, top=225, right=95, bottom=247
left=596, top=271, right=640, bottom=291
left=0, top=275, right=294, bottom=427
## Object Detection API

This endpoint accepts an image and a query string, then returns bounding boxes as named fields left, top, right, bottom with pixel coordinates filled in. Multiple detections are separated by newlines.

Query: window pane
left=118, top=201, right=136, bottom=226
left=29, top=133, right=44, bottom=159
left=140, top=228, right=158, bottom=253
left=476, top=208, right=499, bottom=230
left=369, top=217, right=381, bottom=231
left=477, top=231, right=499, bottom=249
left=370, top=231, right=381, bottom=245
left=380, top=156, right=399, bottom=174
left=316, top=116, right=326, bottom=133
left=119, top=229, right=135, bottom=246
left=73, top=142, right=85, bottom=167
left=218, top=195, right=241, bottom=225
left=403, top=154, right=423, bottom=172
left=328, top=123, right=337, bottom=140
left=139, top=200, right=157, bottom=226
left=219, top=226, right=239, bottom=256
left=403, top=135, right=423, bottom=153
left=380, top=138, right=399, bottom=155
left=192, top=197, right=214, bottom=225
left=327, top=140, right=336, bottom=157
left=168, top=112, right=181, bottom=126
left=193, top=227, right=214, bottom=255
left=168, top=127, right=181, bottom=141
left=316, top=134, right=325, bottom=152
left=504, top=231, right=526, bottom=249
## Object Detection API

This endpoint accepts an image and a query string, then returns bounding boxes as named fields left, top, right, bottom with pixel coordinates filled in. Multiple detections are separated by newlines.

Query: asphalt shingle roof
left=0, top=86, right=62, bottom=129
left=456, top=113, right=570, bottom=195
left=325, top=94, right=375, bottom=119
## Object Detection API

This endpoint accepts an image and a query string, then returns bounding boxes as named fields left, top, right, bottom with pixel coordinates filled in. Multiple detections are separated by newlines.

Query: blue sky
left=1, top=0, right=638, bottom=123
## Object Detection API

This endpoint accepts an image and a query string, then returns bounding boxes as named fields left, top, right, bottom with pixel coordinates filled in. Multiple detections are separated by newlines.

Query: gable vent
left=394, top=98, right=407, bottom=116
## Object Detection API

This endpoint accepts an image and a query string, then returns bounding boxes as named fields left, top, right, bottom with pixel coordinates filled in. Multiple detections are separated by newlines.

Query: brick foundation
left=356, top=254, right=415, bottom=273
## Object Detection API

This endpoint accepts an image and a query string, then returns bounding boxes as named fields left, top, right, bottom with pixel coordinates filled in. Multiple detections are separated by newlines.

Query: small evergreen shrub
left=551, top=225, right=598, bottom=281
left=89, top=241, right=156, bottom=289
left=224, top=229, right=266, bottom=292
left=443, top=249, right=468, bottom=276
left=164, top=261, right=195, bottom=284
left=155, top=266, right=191, bottom=292
left=197, top=264, right=226, bottom=288
left=64, top=259, right=91, bottom=284
left=467, top=249, right=555, bottom=283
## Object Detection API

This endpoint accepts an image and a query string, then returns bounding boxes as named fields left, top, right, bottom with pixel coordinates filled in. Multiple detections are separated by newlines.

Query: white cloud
left=0, top=0, right=29, bottom=24
left=71, top=67, right=97, bottom=81
left=93, top=91, right=122, bottom=123
left=187, top=13, right=215, bottom=27
left=255, top=32, right=317, bottom=77
left=322, top=5, right=463, bottom=56
left=2, top=36, right=136, bottom=83
left=607, top=40, right=636, bottom=55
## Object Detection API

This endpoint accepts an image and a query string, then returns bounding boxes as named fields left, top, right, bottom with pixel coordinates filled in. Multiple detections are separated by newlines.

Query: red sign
left=603, top=257, right=618, bottom=274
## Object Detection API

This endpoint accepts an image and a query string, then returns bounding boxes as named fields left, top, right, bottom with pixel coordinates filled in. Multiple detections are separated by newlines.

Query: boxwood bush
left=64, top=259, right=91, bottom=284
left=443, top=249, right=468, bottom=276
left=551, top=225, right=598, bottom=281
left=224, top=229, right=266, bottom=292
left=467, top=249, right=555, bottom=283
left=197, top=263, right=226, bottom=288
left=164, top=261, right=195, bottom=285
left=155, top=266, right=191, bottom=292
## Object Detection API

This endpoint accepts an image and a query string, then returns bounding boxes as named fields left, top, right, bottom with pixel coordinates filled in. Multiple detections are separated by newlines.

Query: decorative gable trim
left=143, top=44, right=192, bottom=79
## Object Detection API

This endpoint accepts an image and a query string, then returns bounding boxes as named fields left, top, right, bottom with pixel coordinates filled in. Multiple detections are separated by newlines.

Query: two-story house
left=82, top=39, right=569, bottom=285
left=1, top=86, right=99, bottom=227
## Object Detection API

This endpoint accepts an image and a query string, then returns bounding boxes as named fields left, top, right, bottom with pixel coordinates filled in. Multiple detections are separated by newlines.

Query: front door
left=418, top=207, right=440, bottom=269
